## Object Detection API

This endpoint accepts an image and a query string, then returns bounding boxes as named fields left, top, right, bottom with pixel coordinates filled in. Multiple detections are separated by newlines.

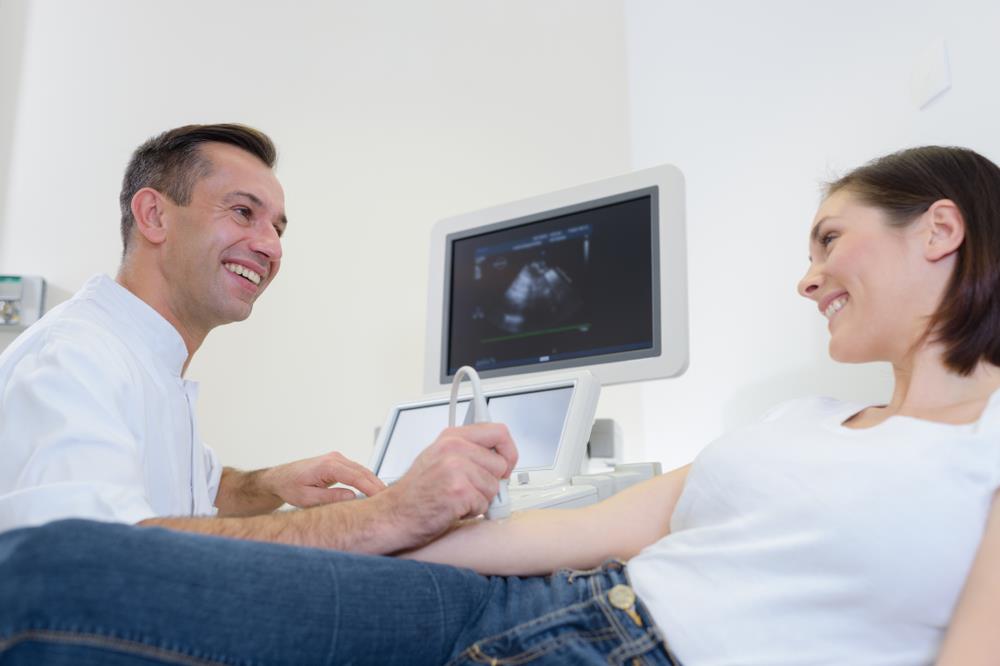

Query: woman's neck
left=852, top=347, right=1000, bottom=427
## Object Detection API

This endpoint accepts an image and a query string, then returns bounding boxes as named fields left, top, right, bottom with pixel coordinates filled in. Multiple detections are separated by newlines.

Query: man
left=0, top=124, right=516, bottom=555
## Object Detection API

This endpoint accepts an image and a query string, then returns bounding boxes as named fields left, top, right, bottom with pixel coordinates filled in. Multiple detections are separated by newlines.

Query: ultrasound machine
left=369, top=165, right=689, bottom=513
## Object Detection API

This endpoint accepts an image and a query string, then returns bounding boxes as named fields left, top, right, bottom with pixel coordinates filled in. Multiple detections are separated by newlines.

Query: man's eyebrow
left=226, top=191, right=264, bottom=207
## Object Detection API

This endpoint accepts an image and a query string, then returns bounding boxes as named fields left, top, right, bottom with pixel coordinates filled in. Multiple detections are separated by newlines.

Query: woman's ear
left=130, top=188, right=169, bottom=246
left=924, top=199, right=965, bottom=262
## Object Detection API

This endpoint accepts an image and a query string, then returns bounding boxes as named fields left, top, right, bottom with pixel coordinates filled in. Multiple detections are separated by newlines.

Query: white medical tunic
left=0, top=275, right=222, bottom=533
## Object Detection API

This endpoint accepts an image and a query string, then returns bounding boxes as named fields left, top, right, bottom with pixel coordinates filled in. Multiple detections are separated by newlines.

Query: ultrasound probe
left=448, top=366, right=511, bottom=520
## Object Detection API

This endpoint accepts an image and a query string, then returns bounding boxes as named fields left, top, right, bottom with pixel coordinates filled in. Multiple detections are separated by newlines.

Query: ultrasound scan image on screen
left=447, top=192, right=655, bottom=376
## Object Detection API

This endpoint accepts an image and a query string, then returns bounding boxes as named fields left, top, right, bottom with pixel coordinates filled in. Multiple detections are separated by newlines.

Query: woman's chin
left=828, top=340, right=872, bottom=364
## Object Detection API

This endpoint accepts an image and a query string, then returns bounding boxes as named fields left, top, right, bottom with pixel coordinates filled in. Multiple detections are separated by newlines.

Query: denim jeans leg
left=0, top=519, right=494, bottom=665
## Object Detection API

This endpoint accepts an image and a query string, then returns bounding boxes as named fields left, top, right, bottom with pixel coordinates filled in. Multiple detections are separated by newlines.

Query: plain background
left=2, top=0, right=998, bottom=475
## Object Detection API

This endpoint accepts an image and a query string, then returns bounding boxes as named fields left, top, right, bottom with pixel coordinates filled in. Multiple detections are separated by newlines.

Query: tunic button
left=608, top=584, right=636, bottom=610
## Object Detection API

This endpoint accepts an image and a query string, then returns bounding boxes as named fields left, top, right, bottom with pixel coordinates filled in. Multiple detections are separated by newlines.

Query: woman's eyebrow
left=810, top=217, right=836, bottom=244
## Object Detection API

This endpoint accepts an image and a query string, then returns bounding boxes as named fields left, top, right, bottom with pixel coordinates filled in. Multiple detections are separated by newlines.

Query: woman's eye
left=820, top=232, right=837, bottom=248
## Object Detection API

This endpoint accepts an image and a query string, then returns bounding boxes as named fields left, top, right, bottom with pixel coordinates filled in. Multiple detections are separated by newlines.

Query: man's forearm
left=141, top=491, right=412, bottom=554
left=214, top=467, right=284, bottom=517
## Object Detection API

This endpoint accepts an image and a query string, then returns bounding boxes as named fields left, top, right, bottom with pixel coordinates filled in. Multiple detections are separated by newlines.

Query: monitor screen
left=445, top=189, right=658, bottom=378
left=375, top=386, right=574, bottom=481
left=376, top=400, right=470, bottom=481
left=485, top=386, right=572, bottom=470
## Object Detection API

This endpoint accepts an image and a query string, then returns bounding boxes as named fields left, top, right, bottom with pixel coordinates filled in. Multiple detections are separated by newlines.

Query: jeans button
left=608, top=584, right=636, bottom=610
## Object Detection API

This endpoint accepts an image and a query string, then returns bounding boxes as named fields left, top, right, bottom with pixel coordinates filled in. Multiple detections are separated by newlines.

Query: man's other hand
left=262, top=452, right=387, bottom=508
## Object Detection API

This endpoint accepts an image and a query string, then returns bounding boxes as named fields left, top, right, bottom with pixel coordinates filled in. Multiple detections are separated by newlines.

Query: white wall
left=0, top=0, right=28, bottom=248
left=0, top=0, right=32, bottom=351
left=13, top=1, right=996, bottom=479
left=0, top=0, right=633, bottom=470
left=625, top=0, right=1000, bottom=470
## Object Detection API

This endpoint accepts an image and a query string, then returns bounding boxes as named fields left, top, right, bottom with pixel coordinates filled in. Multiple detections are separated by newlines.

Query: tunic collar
left=82, top=274, right=189, bottom=378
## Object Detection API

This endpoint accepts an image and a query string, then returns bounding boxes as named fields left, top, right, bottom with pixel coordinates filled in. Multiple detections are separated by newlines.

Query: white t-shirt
left=0, top=275, right=222, bottom=533
left=628, top=394, right=1000, bottom=666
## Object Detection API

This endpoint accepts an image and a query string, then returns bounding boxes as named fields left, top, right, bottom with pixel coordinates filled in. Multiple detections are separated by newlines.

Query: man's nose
left=250, top=223, right=282, bottom=262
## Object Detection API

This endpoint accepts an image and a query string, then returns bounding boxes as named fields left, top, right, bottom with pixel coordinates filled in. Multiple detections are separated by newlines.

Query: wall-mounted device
left=0, top=275, right=46, bottom=330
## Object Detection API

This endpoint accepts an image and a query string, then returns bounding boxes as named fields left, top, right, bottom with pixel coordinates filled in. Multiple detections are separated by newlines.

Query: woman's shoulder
left=759, top=395, right=864, bottom=423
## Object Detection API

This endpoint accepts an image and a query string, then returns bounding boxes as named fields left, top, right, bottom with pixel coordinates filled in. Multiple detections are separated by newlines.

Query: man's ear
left=130, top=188, right=169, bottom=245
left=924, top=198, right=965, bottom=262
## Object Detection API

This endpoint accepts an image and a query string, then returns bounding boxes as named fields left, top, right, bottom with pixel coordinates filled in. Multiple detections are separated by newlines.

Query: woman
left=1, top=146, right=997, bottom=665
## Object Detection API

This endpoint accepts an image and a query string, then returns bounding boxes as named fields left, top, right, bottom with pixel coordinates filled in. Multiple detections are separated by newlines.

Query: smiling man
left=0, top=124, right=516, bottom=554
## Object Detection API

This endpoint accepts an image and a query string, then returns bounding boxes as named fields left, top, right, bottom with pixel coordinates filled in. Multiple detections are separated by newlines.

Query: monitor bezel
left=424, top=164, right=687, bottom=392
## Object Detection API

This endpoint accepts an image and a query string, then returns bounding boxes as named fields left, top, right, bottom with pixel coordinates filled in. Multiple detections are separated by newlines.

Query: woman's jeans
left=0, top=520, right=677, bottom=665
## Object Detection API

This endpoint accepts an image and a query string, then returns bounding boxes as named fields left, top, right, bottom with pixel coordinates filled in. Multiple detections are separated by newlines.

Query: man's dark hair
left=119, top=123, right=277, bottom=253
left=826, top=146, right=1000, bottom=375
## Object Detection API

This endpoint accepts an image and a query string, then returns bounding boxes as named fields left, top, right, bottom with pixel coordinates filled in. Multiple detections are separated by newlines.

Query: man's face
left=158, top=142, right=286, bottom=336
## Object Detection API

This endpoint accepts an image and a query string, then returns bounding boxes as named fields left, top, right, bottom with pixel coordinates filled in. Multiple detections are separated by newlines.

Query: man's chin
left=234, top=305, right=253, bottom=322
left=220, top=302, right=254, bottom=325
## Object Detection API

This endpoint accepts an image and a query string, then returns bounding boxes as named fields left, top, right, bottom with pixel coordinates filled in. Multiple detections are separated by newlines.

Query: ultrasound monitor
left=424, top=165, right=688, bottom=391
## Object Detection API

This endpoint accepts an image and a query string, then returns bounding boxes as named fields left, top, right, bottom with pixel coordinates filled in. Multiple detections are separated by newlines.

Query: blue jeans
left=0, top=520, right=677, bottom=665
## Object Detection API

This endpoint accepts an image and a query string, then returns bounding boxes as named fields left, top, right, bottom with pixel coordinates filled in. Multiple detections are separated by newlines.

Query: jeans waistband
left=558, top=560, right=681, bottom=666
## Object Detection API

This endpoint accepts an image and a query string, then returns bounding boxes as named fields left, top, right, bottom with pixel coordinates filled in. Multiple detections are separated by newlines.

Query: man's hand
left=262, top=452, right=387, bottom=508
left=214, top=452, right=385, bottom=517
left=369, top=423, right=518, bottom=552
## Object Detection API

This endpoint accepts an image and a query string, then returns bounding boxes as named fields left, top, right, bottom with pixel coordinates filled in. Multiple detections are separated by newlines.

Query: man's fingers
left=298, top=486, right=357, bottom=507
left=422, top=436, right=509, bottom=481
left=324, top=487, right=359, bottom=503
left=462, top=463, right=500, bottom=513
left=440, top=423, right=518, bottom=475
left=452, top=441, right=509, bottom=481
left=327, top=459, right=386, bottom=497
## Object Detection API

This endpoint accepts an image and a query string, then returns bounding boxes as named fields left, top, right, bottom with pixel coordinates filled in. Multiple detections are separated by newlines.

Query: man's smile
left=223, top=262, right=263, bottom=286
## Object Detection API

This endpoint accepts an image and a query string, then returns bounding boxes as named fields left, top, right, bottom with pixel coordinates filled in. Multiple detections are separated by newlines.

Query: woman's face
left=797, top=189, right=944, bottom=365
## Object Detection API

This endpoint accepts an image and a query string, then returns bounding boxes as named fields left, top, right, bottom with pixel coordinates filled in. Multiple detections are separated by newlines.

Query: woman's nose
left=797, top=264, right=822, bottom=299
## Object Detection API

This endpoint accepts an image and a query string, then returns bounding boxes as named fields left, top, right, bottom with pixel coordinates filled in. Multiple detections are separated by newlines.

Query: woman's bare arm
left=936, top=490, right=1000, bottom=665
left=401, top=464, right=690, bottom=575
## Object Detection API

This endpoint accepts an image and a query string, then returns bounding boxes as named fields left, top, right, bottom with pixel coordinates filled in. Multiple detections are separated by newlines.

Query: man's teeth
left=824, top=295, right=848, bottom=319
left=224, top=263, right=262, bottom=285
